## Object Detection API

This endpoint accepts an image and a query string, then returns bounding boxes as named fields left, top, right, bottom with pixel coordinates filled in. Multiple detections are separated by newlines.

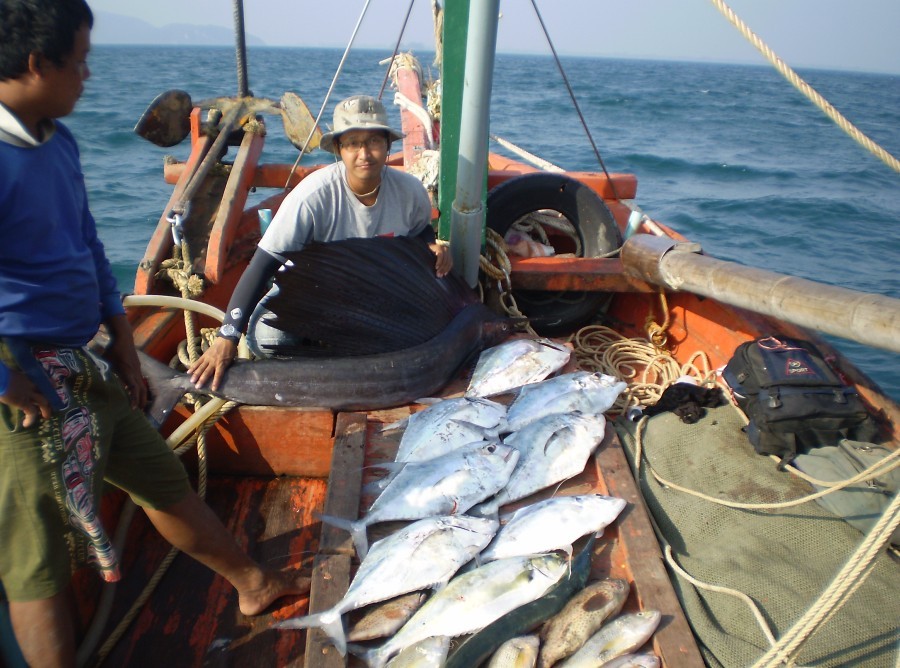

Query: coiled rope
left=710, top=0, right=900, bottom=175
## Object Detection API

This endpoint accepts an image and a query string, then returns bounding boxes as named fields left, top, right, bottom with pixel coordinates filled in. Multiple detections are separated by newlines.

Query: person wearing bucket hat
left=188, top=94, right=453, bottom=392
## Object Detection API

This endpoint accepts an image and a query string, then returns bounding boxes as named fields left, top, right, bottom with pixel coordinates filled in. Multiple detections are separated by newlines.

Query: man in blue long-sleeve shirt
left=0, top=1, right=308, bottom=664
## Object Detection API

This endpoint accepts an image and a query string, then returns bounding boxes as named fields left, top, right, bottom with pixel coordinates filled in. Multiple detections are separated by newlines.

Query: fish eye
left=486, top=444, right=496, bottom=453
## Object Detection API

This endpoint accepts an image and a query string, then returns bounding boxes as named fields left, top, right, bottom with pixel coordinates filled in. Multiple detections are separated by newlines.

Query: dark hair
left=0, top=0, right=93, bottom=81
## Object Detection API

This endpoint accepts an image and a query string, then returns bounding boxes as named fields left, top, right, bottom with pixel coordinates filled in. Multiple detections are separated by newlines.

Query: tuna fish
left=557, top=611, right=662, bottom=668
left=538, top=579, right=631, bottom=668
left=465, top=337, right=572, bottom=398
left=276, top=515, right=497, bottom=653
left=319, top=443, right=518, bottom=558
left=487, top=635, right=540, bottom=668
left=480, top=495, right=627, bottom=562
left=391, top=396, right=510, bottom=463
left=506, top=372, right=627, bottom=431
left=357, top=554, right=570, bottom=668
left=472, top=412, right=607, bottom=518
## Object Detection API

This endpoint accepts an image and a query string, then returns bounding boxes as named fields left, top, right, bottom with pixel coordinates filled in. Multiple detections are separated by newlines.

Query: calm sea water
left=67, top=46, right=900, bottom=399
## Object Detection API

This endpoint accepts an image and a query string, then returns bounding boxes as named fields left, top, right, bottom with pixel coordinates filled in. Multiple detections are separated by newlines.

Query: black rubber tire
left=485, top=173, right=623, bottom=336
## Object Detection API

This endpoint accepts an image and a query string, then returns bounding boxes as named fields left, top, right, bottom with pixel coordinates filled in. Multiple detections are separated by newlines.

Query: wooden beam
left=509, top=256, right=657, bottom=293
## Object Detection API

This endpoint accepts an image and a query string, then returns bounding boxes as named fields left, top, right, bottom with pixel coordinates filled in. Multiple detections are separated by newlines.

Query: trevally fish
left=557, top=611, right=661, bottom=668
left=473, top=412, right=606, bottom=518
left=480, top=495, right=626, bottom=562
left=391, top=396, right=510, bottom=463
left=320, top=443, right=517, bottom=558
left=486, top=635, right=540, bottom=668
left=601, top=654, right=660, bottom=668
left=538, top=578, right=631, bottom=668
left=347, top=592, right=428, bottom=642
left=276, top=515, right=497, bottom=653
left=138, top=301, right=513, bottom=427
left=356, top=554, right=570, bottom=668
left=444, top=535, right=596, bottom=668
left=506, top=372, right=627, bottom=431
left=384, top=635, right=451, bottom=667
left=465, top=337, right=571, bottom=398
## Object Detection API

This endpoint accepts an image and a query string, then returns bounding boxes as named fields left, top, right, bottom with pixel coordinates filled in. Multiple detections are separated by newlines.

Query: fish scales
left=481, top=495, right=626, bottom=562
left=473, top=412, right=606, bottom=518
left=557, top=611, right=662, bottom=668
left=276, top=515, right=497, bottom=654
left=394, top=396, right=509, bottom=462
left=347, top=592, right=428, bottom=642
left=506, top=371, right=627, bottom=431
left=538, top=578, right=630, bottom=668
left=444, top=535, right=596, bottom=668
left=319, top=442, right=517, bottom=558
left=601, top=654, right=661, bottom=668
left=360, top=554, right=569, bottom=668
left=384, top=635, right=451, bottom=667
left=487, top=635, right=540, bottom=668
left=465, top=337, right=571, bottom=398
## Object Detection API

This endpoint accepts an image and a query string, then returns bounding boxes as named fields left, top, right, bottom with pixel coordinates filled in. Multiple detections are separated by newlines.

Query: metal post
left=449, top=0, right=500, bottom=287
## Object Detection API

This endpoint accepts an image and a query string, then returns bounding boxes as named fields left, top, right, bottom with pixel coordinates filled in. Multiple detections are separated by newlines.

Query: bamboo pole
left=621, top=234, right=900, bottom=353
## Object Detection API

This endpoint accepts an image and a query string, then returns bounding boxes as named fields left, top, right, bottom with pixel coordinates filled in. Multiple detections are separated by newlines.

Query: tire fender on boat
left=485, top=172, right=623, bottom=336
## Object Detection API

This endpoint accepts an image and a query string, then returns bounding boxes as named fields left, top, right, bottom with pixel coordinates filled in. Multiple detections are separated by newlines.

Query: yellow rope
left=710, top=0, right=900, bottom=174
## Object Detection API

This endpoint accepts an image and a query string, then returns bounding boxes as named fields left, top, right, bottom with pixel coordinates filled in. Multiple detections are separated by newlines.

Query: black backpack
left=722, top=336, right=874, bottom=467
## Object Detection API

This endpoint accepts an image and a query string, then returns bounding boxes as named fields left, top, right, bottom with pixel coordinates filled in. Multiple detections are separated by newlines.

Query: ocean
left=66, top=45, right=900, bottom=400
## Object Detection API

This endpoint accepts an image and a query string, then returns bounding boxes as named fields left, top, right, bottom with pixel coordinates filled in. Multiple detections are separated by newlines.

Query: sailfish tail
left=137, top=350, right=199, bottom=428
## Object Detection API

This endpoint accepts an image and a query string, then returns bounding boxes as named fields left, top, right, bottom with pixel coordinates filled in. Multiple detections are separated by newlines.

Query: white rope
left=710, top=0, right=900, bottom=175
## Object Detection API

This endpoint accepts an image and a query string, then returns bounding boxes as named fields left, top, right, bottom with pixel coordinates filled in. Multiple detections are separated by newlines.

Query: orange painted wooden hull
left=66, top=97, right=894, bottom=668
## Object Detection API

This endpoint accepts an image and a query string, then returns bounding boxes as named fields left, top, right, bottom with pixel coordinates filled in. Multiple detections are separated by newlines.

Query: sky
left=85, top=0, right=900, bottom=75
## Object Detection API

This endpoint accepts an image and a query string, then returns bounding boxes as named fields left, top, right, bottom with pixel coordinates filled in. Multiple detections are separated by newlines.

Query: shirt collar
left=0, top=102, right=56, bottom=147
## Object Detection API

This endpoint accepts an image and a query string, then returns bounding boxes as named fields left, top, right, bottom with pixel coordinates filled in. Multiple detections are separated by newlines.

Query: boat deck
left=88, top=389, right=704, bottom=667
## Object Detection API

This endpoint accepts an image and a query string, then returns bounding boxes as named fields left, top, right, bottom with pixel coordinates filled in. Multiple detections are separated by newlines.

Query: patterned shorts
left=0, top=342, right=191, bottom=601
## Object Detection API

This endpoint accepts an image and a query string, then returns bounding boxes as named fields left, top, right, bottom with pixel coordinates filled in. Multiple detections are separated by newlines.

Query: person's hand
left=188, top=337, right=238, bottom=392
left=105, top=315, right=148, bottom=410
left=0, top=370, right=52, bottom=428
left=429, top=241, right=453, bottom=278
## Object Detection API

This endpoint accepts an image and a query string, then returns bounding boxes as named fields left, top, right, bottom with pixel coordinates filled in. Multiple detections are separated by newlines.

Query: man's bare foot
left=238, top=568, right=311, bottom=616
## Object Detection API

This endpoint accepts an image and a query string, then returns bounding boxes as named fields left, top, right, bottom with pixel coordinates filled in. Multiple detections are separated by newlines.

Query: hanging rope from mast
left=710, top=0, right=900, bottom=175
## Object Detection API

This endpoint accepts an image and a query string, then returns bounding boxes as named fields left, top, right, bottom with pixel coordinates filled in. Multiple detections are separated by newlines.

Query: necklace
left=350, top=183, right=380, bottom=199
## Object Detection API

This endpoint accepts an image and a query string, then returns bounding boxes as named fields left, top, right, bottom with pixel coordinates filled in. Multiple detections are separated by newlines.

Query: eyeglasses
left=339, top=135, right=388, bottom=152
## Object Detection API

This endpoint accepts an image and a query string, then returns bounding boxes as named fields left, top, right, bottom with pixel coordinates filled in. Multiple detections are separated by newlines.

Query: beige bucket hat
left=319, top=95, right=404, bottom=154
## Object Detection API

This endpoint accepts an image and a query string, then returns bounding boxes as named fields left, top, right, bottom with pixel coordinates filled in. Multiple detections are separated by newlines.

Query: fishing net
left=614, top=404, right=900, bottom=668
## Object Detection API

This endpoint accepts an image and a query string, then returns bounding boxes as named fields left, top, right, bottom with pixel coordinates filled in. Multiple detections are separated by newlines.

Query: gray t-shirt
left=259, top=161, right=432, bottom=256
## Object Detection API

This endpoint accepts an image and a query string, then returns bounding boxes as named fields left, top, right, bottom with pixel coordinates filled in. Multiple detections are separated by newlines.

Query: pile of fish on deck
left=278, top=337, right=662, bottom=668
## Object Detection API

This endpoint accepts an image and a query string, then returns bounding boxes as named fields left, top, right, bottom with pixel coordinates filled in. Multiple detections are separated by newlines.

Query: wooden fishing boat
left=3, top=3, right=898, bottom=668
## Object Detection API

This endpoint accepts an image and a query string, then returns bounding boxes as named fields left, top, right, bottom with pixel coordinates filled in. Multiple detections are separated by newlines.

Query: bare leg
left=9, top=589, right=76, bottom=668
left=143, top=490, right=310, bottom=615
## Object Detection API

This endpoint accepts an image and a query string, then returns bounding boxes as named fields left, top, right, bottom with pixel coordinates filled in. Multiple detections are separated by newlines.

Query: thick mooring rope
left=710, top=0, right=900, bottom=174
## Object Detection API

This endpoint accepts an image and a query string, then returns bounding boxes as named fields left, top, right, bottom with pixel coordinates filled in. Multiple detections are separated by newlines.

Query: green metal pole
left=437, top=1, right=470, bottom=241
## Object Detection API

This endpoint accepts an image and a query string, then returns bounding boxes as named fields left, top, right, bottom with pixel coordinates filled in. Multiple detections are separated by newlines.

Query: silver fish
left=506, top=372, right=627, bottom=431
left=600, top=653, right=660, bottom=668
left=465, top=337, right=572, bottom=398
left=320, top=443, right=518, bottom=558
left=359, top=554, right=570, bottom=668
left=347, top=592, right=428, bottom=642
left=487, top=635, right=540, bottom=668
left=473, top=412, right=606, bottom=518
left=276, top=515, right=497, bottom=653
left=385, top=635, right=451, bottom=667
left=393, top=396, right=510, bottom=462
left=538, top=579, right=630, bottom=668
left=557, top=611, right=662, bottom=668
left=481, top=495, right=626, bottom=562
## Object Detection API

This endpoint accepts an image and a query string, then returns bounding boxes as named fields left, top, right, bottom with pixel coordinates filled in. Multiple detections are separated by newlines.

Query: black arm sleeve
left=414, top=223, right=437, bottom=246
left=218, top=247, right=283, bottom=339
